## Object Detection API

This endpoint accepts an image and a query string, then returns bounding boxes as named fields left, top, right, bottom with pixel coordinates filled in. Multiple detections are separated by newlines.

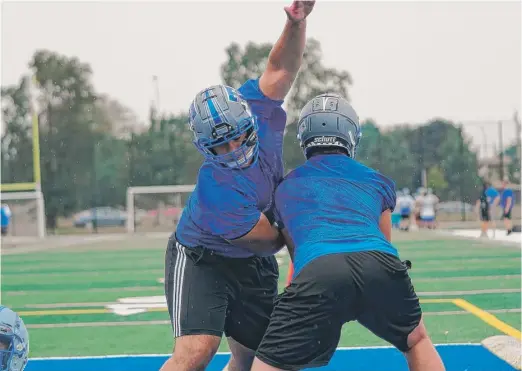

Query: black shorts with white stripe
left=164, top=235, right=279, bottom=351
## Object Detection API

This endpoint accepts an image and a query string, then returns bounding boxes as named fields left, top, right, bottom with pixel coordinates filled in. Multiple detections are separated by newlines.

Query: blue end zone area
left=26, top=344, right=517, bottom=371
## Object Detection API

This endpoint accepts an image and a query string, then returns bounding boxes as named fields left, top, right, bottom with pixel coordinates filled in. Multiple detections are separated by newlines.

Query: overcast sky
left=2, top=1, right=521, bottom=155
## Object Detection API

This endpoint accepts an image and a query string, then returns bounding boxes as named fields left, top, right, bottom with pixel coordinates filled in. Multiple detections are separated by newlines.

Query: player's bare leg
left=251, top=357, right=283, bottom=371
left=222, top=337, right=256, bottom=371
left=160, top=334, right=221, bottom=371
left=404, top=318, right=445, bottom=371
left=479, top=218, right=489, bottom=237
left=400, top=217, right=408, bottom=231
left=503, top=215, right=512, bottom=234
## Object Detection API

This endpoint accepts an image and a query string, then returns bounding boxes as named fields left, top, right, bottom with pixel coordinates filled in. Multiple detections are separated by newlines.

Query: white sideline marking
left=443, top=229, right=521, bottom=246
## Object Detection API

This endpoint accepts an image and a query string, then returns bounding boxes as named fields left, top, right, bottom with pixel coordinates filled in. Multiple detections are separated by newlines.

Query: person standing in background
left=415, top=188, right=426, bottom=228
left=476, top=181, right=499, bottom=238
left=1, top=203, right=12, bottom=236
left=499, top=179, right=514, bottom=235
left=485, top=182, right=500, bottom=235
left=422, top=188, right=439, bottom=229
left=397, top=188, right=415, bottom=231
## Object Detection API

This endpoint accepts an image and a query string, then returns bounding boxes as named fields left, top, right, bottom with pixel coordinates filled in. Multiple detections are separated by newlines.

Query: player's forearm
left=260, top=20, right=306, bottom=100
left=269, top=19, right=306, bottom=76
left=244, top=232, right=286, bottom=256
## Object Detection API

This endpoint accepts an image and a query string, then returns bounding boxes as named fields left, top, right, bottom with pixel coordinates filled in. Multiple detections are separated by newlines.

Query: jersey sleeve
left=238, top=79, right=286, bottom=131
left=376, top=173, right=397, bottom=212
left=196, top=168, right=261, bottom=240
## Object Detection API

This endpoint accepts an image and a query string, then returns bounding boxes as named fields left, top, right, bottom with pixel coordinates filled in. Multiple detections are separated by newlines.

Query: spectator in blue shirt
left=499, top=180, right=515, bottom=235
left=1, top=204, right=12, bottom=236
left=486, top=184, right=500, bottom=208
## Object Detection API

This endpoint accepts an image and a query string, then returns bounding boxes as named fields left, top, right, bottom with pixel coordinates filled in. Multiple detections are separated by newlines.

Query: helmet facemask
left=194, top=116, right=259, bottom=169
left=0, top=333, right=28, bottom=371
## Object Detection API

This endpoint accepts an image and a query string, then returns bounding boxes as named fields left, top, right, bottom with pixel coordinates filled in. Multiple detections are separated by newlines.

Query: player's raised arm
left=259, top=1, right=315, bottom=101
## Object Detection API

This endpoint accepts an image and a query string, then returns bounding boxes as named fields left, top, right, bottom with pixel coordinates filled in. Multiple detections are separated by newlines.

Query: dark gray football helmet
left=296, top=93, right=361, bottom=159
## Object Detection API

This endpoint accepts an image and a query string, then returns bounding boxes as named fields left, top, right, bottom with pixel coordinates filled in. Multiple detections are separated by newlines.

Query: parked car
left=73, top=207, right=127, bottom=228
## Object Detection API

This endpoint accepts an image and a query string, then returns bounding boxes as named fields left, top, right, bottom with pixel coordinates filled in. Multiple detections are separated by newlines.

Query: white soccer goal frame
left=126, top=185, right=196, bottom=233
left=0, top=191, right=46, bottom=238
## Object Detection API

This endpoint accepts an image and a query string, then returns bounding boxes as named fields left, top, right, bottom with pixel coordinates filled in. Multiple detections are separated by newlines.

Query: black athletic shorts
left=400, top=214, right=410, bottom=220
left=256, top=251, right=421, bottom=370
left=164, top=235, right=278, bottom=351
left=502, top=209, right=512, bottom=220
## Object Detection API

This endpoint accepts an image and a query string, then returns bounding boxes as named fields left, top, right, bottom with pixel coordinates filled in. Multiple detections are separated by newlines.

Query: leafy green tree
left=1, top=76, right=33, bottom=184
left=129, top=112, right=202, bottom=187
left=427, top=165, right=449, bottom=194
left=30, top=50, right=100, bottom=229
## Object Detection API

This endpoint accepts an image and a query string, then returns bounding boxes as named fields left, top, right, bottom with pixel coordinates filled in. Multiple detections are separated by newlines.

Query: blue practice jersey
left=486, top=187, right=499, bottom=205
left=0, top=206, right=11, bottom=227
left=274, top=154, right=398, bottom=278
left=175, top=79, right=286, bottom=257
left=501, top=188, right=514, bottom=210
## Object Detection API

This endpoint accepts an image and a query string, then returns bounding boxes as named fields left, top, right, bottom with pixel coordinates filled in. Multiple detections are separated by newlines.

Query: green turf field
left=1, top=232, right=521, bottom=358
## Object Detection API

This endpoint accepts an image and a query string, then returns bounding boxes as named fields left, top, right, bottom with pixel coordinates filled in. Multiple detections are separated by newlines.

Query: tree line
left=2, top=41, right=519, bottom=229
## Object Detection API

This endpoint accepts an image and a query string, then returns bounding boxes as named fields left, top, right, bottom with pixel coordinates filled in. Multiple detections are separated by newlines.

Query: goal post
left=126, top=185, right=196, bottom=233
left=0, top=191, right=46, bottom=238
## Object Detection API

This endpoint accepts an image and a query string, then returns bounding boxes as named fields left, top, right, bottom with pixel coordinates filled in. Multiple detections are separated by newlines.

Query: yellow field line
left=452, top=298, right=521, bottom=340
left=420, top=298, right=454, bottom=304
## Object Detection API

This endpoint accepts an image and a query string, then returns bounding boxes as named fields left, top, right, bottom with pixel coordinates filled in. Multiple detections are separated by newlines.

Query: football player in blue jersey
left=160, top=2, right=315, bottom=371
left=252, top=94, right=445, bottom=371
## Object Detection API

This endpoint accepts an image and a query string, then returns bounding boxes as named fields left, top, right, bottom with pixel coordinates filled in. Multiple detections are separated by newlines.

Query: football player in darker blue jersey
left=160, top=2, right=315, bottom=371
left=252, top=94, right=445, bottom=371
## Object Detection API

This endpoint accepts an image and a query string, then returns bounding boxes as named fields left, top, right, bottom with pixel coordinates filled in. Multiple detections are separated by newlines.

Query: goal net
left=126, top=185, right=195, bottom=233
left=0, top=191, right=46, bottom=238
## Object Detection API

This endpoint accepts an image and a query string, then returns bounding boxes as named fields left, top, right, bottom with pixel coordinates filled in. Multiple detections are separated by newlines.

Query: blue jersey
left=486, top=187, right=499, bottom=205
left=501, top=188, right=514, bottom=210
left=1, top=206, right=11, bottom=227
left=175, top=79, right=286, bottom=257
left=274, top=154, right=398, bottom=278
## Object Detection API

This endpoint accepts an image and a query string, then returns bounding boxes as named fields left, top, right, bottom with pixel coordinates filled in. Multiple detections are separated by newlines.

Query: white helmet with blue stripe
left=0, top=306, right=29, bottom=371
left=188, top=85, right=258, bottom=169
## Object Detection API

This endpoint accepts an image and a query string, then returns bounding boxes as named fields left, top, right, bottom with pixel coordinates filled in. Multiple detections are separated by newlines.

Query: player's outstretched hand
left=284, top=1, right=315, bottom=23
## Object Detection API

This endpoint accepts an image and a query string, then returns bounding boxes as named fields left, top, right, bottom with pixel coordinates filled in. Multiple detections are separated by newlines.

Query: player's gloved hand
left=284, top=1, right=315, bottom=23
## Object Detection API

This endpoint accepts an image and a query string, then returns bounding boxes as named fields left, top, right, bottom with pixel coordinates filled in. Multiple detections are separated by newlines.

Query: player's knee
left=170, top=335, right=221, bottom=370
left=226, top=337, right=256, bottom=371
left=406, top=319, right=429, bottom=350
